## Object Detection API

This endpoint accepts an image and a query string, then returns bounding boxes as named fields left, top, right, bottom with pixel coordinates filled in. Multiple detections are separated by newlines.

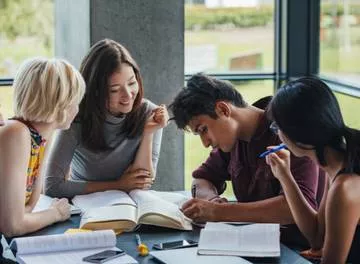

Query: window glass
left=185, top=80, right=274, bottom=198
left=0, top=0, right=54, bottom=78
left=320, top=0, right=360, bottom=86
left=185, top=0, right=275, bottom=75
left=0, top=86, right=13, bottom=119
left=335, top=92, right=360, bottom=129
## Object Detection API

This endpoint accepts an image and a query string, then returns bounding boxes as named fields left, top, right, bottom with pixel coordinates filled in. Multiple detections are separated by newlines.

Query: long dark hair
left=268, top=77, right=360, bottom=174
left=78, top=39, right=148, bottom=151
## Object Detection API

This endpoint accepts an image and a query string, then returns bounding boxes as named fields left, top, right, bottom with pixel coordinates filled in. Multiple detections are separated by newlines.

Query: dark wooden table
left=18, top=215, right=314, bottom=264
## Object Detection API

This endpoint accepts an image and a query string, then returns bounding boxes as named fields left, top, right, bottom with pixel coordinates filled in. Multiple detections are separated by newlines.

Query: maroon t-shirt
left=193, top=104, right=321, bottom=209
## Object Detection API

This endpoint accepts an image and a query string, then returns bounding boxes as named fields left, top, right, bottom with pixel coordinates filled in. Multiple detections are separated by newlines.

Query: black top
left=335, top=169, right=360, bottom=262
left=0, top=234, right=15, bottom=263
left=347, top=225, right=360, bottom=263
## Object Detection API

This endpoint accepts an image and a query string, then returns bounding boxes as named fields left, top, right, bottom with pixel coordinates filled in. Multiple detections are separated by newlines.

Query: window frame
left=1, top=0, right=360, bottom=99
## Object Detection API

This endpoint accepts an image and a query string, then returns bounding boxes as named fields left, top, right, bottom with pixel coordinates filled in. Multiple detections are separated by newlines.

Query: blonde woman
left=0, top=58, right=85, bottom=239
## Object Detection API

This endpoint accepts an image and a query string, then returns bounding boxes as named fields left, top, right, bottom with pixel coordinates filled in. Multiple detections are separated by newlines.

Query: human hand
left=300, top=248, right=322, bottom=261
left=50, top=198, right=71, bottom=222
left=144, top=105, right=169, bottom=134
left=181, top=198, right=219, bottom=222
left=117, top=168, right=154, bottom=192
left=265, top=147, right=292, bottom=182
left=209, top=196, right=228, bottom=204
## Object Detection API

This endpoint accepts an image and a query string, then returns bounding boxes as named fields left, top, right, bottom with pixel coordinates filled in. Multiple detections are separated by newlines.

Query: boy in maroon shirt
left=169, top=74, right=325, bottom=232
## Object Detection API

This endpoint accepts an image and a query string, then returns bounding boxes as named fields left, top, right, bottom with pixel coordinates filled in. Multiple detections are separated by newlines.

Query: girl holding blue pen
left=265, top=77, right=360, bottom=264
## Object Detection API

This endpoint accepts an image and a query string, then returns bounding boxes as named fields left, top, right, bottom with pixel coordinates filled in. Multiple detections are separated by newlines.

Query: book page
left=33, top=194, right=81, bottom=215
left=129, top=190, right=191, bottom=229
left=17, top=246, right=138, bottom=264
left=146, top=190, right=189, bottom=207
left=80, top=205, right=137, bottom=231
left=198, top=223, right=280, bottom=257
left=72, top=190, right=136, bottom=211
left=10, top=230, right=116, bottom=255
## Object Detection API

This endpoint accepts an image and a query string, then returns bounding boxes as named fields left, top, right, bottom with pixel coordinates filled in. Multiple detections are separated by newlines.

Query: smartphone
left=83, top=249, right=125, bottom=263
left=153, top=239, right=198, bottom=250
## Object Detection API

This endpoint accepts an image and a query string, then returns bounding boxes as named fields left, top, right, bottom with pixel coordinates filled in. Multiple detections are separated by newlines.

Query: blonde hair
left=13, top=58, right=85, bottom=125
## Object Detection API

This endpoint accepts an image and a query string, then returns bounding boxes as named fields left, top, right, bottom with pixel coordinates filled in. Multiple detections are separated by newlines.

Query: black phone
left=82, top=249, right=125, bottom=263
left=153, top=239, right=198, bottom=250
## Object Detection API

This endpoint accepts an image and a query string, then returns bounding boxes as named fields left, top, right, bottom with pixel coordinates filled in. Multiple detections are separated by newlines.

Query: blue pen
left=258, top=143, right=287, bottom=158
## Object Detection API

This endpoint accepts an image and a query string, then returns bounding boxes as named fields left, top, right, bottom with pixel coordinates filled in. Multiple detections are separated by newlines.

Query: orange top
left=14, top=120, right=46, bottom=204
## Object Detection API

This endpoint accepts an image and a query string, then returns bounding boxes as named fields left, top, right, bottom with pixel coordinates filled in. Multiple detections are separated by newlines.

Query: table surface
left=20, top=215, right=314, bottom=264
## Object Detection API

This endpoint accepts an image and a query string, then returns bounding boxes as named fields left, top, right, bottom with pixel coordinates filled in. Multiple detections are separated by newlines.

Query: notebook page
left=198, top=223, right=280, bottom=257
left=235, top=224, right=280, bottom=254
left=72, top=190, right=135, bottom=210
left=33, top=194, right=81, bottom=215
left=146, top=190, right=189, bottom=207
left=151, top=247, right=251, bottom=264
left=17, top=247, right=138, bottom=264
left=10, top=230, right=116, bottom=255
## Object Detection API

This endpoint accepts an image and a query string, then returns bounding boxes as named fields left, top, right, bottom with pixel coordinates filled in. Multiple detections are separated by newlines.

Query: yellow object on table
left=65, top=228, right=122, bottom=235
left=135, top=234, right=149, bottom=256
left=137, top=243, right=149, bottom=256
left=65, top=228, right=92, bottom=234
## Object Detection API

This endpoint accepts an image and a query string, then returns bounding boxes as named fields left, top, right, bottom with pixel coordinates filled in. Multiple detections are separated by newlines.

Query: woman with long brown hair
left=44, top=39, right=168, bottom=198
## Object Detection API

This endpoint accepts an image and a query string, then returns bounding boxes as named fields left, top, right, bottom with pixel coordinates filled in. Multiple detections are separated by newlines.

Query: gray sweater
left=44, top=100, right=162, bottom=198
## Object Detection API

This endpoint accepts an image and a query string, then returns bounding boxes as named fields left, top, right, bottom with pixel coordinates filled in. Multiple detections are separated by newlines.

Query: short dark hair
left=269, top=77, right=360, bottom=173
left=77, top=39, right=147, bottom=151
left=169, top=74, right=247, bottom=130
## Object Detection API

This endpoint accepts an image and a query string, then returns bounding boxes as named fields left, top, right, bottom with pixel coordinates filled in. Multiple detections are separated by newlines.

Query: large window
left=0, top=86, right=13, bottom=118
left=184, top=1, right=276, bottom=197
left=184, top=80, right=274, bottom=198
left=185, top=1, right=275, bottom=75
left=335, top=92, right=360, bottom=129
left=184, top=1, right=276, bottom=196
left=0, top=0, right=54, bottom=118
left=320, top=0, right=360, bottom=86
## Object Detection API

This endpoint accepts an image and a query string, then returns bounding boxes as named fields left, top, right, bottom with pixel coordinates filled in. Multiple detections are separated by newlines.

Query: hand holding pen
left=264, top=144, right=292, bottom=182
left=258, top=143, right=287, bottom=158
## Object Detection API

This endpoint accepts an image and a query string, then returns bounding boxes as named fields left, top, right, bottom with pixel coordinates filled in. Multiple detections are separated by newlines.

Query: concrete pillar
left=55, top=0, right=185, bottom=190
left=55, top=0, right=90, bottom=69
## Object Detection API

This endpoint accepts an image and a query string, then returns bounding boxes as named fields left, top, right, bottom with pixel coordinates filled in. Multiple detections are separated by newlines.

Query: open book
left=10, top=230, right=137, bottom=264
left=198, top=222, right=280, bottom=258
left=72, top=190, right=192, bottom=231
left=33, top=194, right=81, bottom=215
left=151, top=247, right=252, bottom=264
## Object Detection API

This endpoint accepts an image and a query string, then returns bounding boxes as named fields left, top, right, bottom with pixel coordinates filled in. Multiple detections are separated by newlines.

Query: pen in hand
left=258, top=143, right=287, bottom=158
left=191, top=184, right=197, bottom=198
